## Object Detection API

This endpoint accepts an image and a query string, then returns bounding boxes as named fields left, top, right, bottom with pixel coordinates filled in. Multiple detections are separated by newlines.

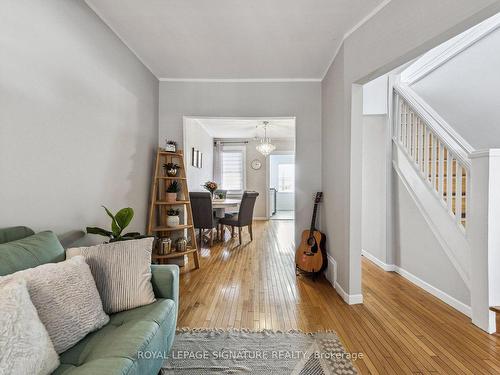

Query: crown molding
left=159, top=78, right=321, bottom=83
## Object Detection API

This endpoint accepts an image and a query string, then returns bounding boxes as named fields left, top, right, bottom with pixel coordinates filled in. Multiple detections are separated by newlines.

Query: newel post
left=469, top=149, right=500, bottom=333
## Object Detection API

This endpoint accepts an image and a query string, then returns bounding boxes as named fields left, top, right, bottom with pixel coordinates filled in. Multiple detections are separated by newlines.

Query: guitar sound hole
left=307, top=237, right=315, bottom=246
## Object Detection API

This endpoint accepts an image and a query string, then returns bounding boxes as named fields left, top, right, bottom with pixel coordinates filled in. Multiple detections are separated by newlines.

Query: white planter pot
left=166, top=193, right=177, bottom=203
left=167, top=215, right=180, bottom=228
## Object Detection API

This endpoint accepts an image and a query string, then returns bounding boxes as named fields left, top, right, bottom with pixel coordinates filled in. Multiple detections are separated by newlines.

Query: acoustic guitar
left=295, top=192, right=327, bottom=274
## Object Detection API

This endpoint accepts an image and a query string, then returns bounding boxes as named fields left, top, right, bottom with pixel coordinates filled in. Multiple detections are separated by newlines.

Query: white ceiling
left=85, top=0, right=386, bottom=80
left=190, top=117, right=295, bottom=139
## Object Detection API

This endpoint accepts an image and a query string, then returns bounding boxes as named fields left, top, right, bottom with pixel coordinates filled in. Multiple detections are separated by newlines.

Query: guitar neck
left=309, top=203, right=319, bottom=233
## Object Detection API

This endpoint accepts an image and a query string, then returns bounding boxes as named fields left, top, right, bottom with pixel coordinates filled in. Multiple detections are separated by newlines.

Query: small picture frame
left=165, top=140, right=177, bottom=153
left=198, top=152, right=203, bottom=169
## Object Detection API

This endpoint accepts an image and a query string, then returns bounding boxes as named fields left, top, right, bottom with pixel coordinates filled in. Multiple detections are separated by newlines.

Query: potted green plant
left=163, top=162, right=179, bottom=177
left=166, top=180, right=181, bottom=202
left=166, top=208, right=180, bottom=228
left=86, top=206, right=145, bottom=242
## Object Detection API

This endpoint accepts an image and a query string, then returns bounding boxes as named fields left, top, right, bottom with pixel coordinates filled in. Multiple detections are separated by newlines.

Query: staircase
left=395, top=84, right=469, bottom=229
left=391, top=82, right=500, bottom=334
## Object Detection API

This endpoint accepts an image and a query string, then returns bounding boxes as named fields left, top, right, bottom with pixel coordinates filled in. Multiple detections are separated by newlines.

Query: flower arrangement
left=203, top=181, right=218, bottom=196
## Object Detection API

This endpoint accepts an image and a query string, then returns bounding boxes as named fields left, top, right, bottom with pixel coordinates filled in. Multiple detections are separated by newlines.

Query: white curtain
left=213, top=140, right=223, bottom=185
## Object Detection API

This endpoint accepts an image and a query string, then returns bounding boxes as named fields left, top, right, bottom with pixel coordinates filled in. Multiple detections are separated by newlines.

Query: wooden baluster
left=456, top=163, right=463, bottom=226
left=423, top=125, right=429, bottom=178
left=446, top=151, right=453, bottom=211
left=402, top=102, right=407, bottom=148
left=415, top=117, right=420, bottom=165
left=438, top=142, right=444, bottom=197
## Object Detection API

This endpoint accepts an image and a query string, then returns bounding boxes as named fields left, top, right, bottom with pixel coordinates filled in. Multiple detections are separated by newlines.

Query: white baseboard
left=361, top=250, right=396, bottom=271
left=394, top=266, right=471, bottom=317
left=362, top=253, right=471, bottom=317
left=253, top=217, right=268, bottom=221
left=324, top=254, right=336, bottom=286
left=325, top=255, right=363, bottom=305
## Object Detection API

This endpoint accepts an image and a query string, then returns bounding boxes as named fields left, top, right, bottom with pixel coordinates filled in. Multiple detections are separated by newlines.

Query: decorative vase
left=165, top=167, right=178, bottom=177
left=160, top=238, right=172, bottom=255
left=166, top=192, right=177, bottom=203
left=176, top=237, right=187, bottom=252
left=178, top=191, right=185, bottom=201
left=167, top=215, right=179, bottom=228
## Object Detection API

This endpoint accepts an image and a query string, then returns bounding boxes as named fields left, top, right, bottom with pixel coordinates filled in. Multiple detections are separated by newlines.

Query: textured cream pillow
left=0, top=256, right=109, bottom=354
left=0, top=279, right=59, bottom=375
left=66, top=237, right=156, bottom=314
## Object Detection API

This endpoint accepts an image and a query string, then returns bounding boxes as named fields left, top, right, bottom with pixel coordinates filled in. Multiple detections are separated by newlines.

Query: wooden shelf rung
left=156, top=176, right=187, bottom=180
left=155, top=200, right=191, bottom=205
left=152, top=247, right=197, bottom=259
left=152, top=224, right=193, bottom=232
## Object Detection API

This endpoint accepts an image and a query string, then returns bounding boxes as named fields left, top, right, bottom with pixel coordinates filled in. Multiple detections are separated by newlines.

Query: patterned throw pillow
left=0, top=256, right=109, bottom=354
left=0, top=280, right=59, bottom=375
left=66, top=238, right=156, bottom=314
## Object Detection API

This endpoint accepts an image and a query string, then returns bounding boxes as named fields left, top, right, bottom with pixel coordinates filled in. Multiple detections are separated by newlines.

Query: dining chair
left=218, top=191, right=259, bottom=245
left=189, top=192, right=216, bottom=247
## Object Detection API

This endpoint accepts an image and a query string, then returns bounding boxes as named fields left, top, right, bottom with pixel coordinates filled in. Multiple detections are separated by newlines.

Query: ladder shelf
left=147, top=149, right=200, bottom=270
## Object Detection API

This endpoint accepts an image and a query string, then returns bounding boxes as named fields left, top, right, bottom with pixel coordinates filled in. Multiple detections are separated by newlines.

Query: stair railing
left=393, top=83, right=473, bottom=229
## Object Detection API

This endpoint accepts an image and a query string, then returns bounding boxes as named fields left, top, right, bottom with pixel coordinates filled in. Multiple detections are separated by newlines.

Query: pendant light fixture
left=256, top=121, right=276, bottom=157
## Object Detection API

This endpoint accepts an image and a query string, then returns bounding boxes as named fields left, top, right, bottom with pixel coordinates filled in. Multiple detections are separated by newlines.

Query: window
left=278, top=164, right=294, bottom=192
left=221, top=148, right=245, bottom=193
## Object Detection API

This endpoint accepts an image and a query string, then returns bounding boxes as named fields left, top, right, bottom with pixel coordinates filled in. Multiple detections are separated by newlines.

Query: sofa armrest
left=151, top=264, right=179, bottom=307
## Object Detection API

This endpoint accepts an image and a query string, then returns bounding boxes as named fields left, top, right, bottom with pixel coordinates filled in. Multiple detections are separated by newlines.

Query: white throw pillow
left=66, top=237, right=156, bottom=314
left=0, top=256, right=109, bottom=354
left=0, top=279, right=59, bottom=375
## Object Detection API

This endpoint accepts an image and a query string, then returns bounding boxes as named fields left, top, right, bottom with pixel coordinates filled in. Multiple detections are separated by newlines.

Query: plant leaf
left=102, top=205, right=121, bottom=236
left=86, top=226, right=112, bottom=237
left=115, top=208, right=134, bottom=231
left=123, top=232, right=141, bottom=237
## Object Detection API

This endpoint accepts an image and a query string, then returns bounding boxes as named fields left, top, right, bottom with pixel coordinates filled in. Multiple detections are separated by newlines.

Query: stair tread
left=490, top=306, right=500, bottom=313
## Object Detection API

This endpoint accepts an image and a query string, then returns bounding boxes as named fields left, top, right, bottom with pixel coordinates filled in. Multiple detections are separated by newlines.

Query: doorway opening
left=268, top=153, right=295, bottom=220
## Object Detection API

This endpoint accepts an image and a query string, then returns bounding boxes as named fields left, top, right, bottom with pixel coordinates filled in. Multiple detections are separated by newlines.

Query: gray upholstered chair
left=218, top=191, right=259, bottom=245
left=189, top=192, right=216, bottom=247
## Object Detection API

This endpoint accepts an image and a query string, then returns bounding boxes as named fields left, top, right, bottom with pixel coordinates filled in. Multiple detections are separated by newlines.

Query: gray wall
left=0, top=0, right=159, bottom=245
left=361, top=115, right=388, bottom=263
left=159, top=82, right=321, bottom=243
left=393, top=178, right=471, bottom=305
left=412, top=27, right=500, bottom=149
left=321, top=0, right=500, bottom=296
left=183, top=120, right=214, bottom=192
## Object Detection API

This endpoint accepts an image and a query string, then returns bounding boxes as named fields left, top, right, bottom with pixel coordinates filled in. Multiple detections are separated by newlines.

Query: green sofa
left=0, top=226, right=179, bottom=375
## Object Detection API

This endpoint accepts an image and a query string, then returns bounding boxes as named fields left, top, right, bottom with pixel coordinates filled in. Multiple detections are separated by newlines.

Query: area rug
left=162, top=329, right=359, bottom=374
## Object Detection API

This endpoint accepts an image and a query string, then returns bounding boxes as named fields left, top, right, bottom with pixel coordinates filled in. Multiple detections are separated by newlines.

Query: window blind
left=222, top=150, right=244, bottom=192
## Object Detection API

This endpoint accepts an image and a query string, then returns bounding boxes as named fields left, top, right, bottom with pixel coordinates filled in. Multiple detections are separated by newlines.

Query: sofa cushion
left=0, top=279, right=59, bottom=375
left=0, top=231, right=65, bottom=276
left=0, top=226, right=35, bottom=244
left=66, top=238, right=156, bottom=314
left=0, top=256, right=110, bottom=354
left=56, top=299, right=175, bottom=373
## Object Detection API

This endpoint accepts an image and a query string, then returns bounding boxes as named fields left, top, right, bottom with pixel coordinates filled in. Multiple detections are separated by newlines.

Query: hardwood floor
left=178, top=220, right=500, bottom=374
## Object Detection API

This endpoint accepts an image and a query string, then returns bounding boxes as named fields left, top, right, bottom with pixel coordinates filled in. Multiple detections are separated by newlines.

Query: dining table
left=212, top=198, right=240, bottom=218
